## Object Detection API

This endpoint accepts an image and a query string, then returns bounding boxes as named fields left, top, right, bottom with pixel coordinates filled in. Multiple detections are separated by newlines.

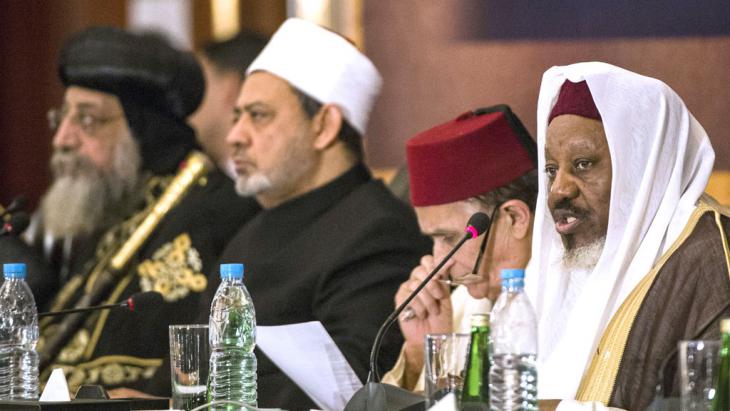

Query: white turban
left=246, top=18, right=382, bottom=136
left=525, top=62, right=715, bottom=399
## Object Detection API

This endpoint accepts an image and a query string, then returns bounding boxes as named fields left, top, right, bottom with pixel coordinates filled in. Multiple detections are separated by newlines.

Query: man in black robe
left=202, top=18, right=431, bottom=409
left=36, top=27, right=260, bottom=397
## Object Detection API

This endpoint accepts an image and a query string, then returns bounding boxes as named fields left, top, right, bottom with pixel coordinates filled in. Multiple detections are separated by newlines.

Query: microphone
left=344, top=212, right=490, bottom=411
left=39, top=291, right=163, bottom=318
left=0, top=212, right=30, bottom=236
left=0, top=195, right=27, bottom=218
left=368, top=211, right=490, bottom=381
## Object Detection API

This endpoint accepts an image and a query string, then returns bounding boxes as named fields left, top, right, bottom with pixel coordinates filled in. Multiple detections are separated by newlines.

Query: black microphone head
left=126, top=291, right=163, bottom=313
left=2, top=212, right=30, bottom=236
left=465, top=212, right=490, bottom=238
left=6, top=195, right=27, bottom=214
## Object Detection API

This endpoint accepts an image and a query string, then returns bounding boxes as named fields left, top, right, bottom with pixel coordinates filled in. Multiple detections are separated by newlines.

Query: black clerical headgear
left=58, top=26, right=203, bottom=175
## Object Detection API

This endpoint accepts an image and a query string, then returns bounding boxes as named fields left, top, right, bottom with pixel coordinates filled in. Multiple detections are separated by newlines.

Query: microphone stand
left=346, top=212, right=489, bottom=411
left=38, top=301, right=127, bottom=318
left=368, top=232, right=472, bottom=383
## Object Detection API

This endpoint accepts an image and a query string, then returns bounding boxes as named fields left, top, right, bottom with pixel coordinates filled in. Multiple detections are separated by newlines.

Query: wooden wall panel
left=0, top=0, right=125, bottom=211
left=192, top=0, right=212, bottom=49
left=363, top=2, right=730, bottom=174
left=239, top=0, right=286, bottom=37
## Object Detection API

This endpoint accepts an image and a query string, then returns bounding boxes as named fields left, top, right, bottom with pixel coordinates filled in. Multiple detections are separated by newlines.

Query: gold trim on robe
left=576, top=195, right=730, bottom=403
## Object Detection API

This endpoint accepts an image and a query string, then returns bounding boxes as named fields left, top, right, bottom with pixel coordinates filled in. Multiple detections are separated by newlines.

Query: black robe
left=25, top=211, right=113, bottom=310
left=609, top=210, right=730, bottom=410
left=39, top=169, right=260, bottom=396
left=208, top=164, right=432, bottom=410
left=0, top=236, right=55, bottom=306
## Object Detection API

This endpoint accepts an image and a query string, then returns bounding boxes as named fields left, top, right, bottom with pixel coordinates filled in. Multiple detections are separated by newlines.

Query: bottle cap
left=470, top=313, right=489, bottom=327
left=3, top=263, right=27, bottom=279
left=220, top=263, right=244, bottom=280
left=500, top=268, right=525, bottom=280
left=722, top=318, right=730, bottom=333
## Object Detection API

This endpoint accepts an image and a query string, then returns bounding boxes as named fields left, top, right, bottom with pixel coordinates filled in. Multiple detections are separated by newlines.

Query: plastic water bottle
left=208, top=263, right=257, bottom=409
left=0, top=263, right=40, bottom=400
left=489, top=268, right=537, bottom=411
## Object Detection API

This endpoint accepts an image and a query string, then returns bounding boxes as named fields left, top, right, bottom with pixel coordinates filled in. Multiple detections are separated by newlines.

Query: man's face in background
left=41, top=86, right=141, bottom=237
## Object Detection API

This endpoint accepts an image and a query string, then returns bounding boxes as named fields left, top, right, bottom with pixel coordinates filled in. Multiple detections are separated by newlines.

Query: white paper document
left=428, top=392, right=457, bottom=411
left=39, top=368, right=71, bottom=402
left=257, top=321, right=363, bottom=411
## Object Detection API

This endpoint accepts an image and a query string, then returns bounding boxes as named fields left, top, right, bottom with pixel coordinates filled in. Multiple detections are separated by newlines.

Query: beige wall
left=362, top=1, right=730, bottom=173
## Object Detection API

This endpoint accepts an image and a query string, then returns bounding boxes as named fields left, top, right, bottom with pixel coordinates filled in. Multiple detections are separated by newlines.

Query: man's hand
left=395, top=255, right=454, bottom=389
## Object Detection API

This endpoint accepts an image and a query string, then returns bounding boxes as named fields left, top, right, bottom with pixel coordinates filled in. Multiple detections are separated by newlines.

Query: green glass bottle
left=460, top=313, right=490, bottom=410
left=712, top=319, right=730, bottom=411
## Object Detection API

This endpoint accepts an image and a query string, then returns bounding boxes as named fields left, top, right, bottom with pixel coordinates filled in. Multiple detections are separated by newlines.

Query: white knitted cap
left=246, top=18, right=382, bottom=136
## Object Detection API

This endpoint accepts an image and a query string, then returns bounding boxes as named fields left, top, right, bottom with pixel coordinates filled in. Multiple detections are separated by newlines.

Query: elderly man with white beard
left=526, top=62, right=730, bottom=411
left=31, top=27, right=259, bottom=398
left=28, top=88, right=143, bottom=283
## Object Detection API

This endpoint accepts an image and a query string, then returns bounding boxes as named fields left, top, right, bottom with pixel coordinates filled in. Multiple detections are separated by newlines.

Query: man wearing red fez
left=526, top=62, right=730, bottom=410
left=382, top=105, right=539, bottom=391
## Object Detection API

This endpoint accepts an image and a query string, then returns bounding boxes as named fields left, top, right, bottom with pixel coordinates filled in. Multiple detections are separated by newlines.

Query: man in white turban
left=204, top=18, right=431, bottom=409
left=526, top=62, right=730, bottom=410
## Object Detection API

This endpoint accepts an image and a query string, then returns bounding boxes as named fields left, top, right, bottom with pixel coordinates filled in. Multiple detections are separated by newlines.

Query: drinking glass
left=170, top=324, right=209, bottom=411
left=424, top=333, right=470, bottom=408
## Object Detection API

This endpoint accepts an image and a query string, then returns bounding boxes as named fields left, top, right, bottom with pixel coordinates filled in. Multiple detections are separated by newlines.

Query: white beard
left=235, top=172, right=272, bottom=197
left=539, top=237, right=606, bottom=359
left=561, top=237, right=605, bottom=272
left=40, top=130, right=141, bottom=238
left=233, top=129, right=317, bottom=201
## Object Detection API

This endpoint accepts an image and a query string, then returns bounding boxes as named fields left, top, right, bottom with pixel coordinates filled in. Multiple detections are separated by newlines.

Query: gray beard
left=235, top=172, right=272, bottom=197
left=233, top=130, right=316, bottom=200
left=561, top=237, right=606, bottom=272
left=40, top=132, right=141, bottom=238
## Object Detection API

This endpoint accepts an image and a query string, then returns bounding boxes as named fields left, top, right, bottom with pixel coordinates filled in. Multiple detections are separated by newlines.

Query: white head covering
left=246, top=18, right=382, bottom=136
left=525, top=62, right=715, bottom=399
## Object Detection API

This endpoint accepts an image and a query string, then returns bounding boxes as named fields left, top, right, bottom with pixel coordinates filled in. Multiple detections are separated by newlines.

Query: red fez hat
left=548, top=80, right=602, bottom=123
left=407, top=105, right=537, bottom=207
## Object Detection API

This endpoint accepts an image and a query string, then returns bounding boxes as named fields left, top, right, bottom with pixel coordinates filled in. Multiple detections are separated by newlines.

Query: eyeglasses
left=47, top=107, right=123, bottom=135
left=438, top=204, right=500, bottom=286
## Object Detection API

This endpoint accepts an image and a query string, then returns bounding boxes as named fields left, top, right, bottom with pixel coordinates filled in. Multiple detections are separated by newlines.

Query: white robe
left=524, top=62, right=715, bottom=401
